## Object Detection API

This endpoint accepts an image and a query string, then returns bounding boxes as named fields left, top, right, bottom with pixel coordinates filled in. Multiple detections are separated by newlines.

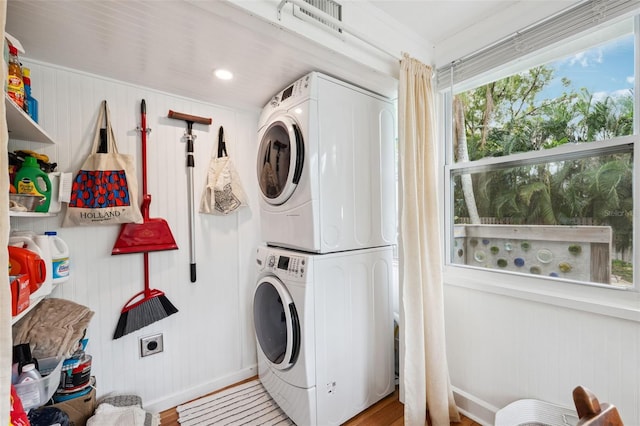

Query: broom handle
left=144, top=252, right=151, bottom=296
left=141, top=99, right=148, bottom=196
left=141, top=99, right=151, bottom=294
left=140, top=100, right=151, bottom=221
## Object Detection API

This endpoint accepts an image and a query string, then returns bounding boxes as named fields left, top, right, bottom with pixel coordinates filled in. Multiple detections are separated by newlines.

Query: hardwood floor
left=159, top=377, right=481, bottom=426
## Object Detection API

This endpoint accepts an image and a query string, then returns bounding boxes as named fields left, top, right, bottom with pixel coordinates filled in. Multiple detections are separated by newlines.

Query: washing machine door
left=257, top=115, right=304, bottom=206
left=253, top=276, right=301, bottom=370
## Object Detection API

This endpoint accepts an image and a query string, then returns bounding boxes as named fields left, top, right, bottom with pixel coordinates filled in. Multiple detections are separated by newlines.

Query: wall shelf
left=11, top=294, right=45, bottom=325
left=9, top=211, right=57, bottom=218
left=6, top=94, right=54, bottom=144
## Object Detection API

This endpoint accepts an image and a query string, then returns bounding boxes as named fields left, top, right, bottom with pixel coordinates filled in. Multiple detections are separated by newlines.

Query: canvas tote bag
left=199, top=126, right=248, bottom=215
left=63, top=100, right=143, bottom=226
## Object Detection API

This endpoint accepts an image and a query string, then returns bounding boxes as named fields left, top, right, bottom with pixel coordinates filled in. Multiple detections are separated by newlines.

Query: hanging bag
left=63, top=100, right=143, bottom=226
left=199, top=126, right=248, bottom=215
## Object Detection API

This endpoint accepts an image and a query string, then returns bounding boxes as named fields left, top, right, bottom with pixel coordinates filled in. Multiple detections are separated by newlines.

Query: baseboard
left=144, top=365, right=258, bottom=413
left=452, top=386, right=500, bottom=426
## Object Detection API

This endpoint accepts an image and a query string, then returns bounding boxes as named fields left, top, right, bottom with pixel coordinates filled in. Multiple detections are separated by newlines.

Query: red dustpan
left=112, top=99, right=177, bottom=255
left=111, top=194, right=177, bottom=253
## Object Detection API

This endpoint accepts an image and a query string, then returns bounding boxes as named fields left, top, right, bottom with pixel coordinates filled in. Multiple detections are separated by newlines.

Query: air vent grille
left=294, top=0, right=343, bottom=33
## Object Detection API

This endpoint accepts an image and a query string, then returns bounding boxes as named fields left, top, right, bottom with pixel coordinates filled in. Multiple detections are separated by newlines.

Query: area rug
left=176, top=379, right=295, bottom=426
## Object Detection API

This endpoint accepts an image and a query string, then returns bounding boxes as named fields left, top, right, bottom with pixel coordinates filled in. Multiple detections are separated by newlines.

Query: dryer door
left=253, top=276, right=301, bottom=370
left=257, top=115, right=304, bottom=206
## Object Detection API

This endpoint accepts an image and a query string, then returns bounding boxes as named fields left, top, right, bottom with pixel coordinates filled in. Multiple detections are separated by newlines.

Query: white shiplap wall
left=444, top=283, right=640, bottom=425
left=10, top=59, right=262, bottom=412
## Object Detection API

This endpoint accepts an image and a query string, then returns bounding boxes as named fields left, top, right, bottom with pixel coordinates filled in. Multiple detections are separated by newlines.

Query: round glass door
left=257, top=116, right=304, bottom=206
left=253, top=276, right=300, bottom=370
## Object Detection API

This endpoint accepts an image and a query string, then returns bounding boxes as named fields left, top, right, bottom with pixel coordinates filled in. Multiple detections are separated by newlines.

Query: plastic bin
left=14, top=356, right=63, bottom=410
left=495, top=399, right=579, bottom=426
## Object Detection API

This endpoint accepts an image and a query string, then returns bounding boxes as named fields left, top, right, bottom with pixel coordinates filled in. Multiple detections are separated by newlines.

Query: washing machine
left=256, top=72, right=397, bottom=253
left=252, top=245, right=395, bottom=425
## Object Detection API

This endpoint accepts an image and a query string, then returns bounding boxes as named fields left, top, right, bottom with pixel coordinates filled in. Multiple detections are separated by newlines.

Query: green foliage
left=453, top=62, right=634, bottom=259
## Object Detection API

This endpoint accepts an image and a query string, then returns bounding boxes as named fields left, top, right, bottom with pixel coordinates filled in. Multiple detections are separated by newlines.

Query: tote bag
left=200, top=126, right=248, bottom=215
left=63, top=101, right=143, bottom=226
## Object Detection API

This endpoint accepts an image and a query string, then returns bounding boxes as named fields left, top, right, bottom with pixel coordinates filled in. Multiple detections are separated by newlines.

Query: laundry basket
left=495, top=399, right=579, bottom=426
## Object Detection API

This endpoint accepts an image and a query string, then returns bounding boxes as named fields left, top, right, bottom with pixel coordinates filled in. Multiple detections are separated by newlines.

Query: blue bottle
left=22, top=67, right=38, bottom=123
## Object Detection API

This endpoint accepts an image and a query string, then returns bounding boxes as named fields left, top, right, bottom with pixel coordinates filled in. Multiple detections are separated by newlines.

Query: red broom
left=113, top=99, right=178, bottom=339
left=113, top=252, right=178, bottom=339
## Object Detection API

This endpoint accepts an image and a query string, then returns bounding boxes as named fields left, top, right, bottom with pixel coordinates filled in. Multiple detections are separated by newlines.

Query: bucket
left=60, top=353, right=92, bottom=392
left=45, top=231, right=70, bottom=284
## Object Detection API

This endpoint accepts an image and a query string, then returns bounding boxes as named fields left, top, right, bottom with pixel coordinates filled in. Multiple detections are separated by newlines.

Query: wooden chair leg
left=573, top=386, right=623, bottom=426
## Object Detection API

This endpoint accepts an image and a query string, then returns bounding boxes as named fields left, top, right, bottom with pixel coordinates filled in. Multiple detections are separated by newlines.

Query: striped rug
left=177, top=379, right=295, bottom=426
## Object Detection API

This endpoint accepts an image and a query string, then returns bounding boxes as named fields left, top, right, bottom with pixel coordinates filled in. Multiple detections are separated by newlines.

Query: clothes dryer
left=252, top=245, right=395, bottom=426
left=256, top=72, right=396, bottom=253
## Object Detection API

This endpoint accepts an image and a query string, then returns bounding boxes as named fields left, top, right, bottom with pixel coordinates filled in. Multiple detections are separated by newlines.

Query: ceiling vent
left=293, top=0, right=343, bottom=33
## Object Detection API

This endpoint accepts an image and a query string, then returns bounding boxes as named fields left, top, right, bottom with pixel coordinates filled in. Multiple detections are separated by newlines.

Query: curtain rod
left=277, top=0, right=400, bottom=61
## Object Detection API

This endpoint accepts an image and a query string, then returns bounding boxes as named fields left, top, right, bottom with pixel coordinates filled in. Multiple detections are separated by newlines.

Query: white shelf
left=11, top=294, right=45, bottom=325
left=9, top=211, right=57, bottom=217
left=6, top=94, right=54, bottom=144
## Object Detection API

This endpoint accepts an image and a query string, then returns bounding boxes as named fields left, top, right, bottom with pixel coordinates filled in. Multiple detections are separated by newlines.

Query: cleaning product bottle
left=9, top=233, right=51, bottom=297
left=7, top=44, right=25, bottom=109
left=15, top=363, right=45, bottom=410
left=45, top=231, right=70, bottom=284
left=22, top=67, right=38, bottom=123
left=33, top=234, right=54, bottom=290
left=14, top=156, right=52, bottom=213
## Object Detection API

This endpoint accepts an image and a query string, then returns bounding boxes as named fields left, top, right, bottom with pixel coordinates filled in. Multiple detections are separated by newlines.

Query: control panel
left=257, top=247, right=307, bottom=279
left=269, top=74, right=312, bottom=109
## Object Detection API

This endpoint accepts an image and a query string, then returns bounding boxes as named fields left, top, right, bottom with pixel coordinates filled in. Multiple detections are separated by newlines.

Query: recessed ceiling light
left=214, top=69, right=233, bottom=80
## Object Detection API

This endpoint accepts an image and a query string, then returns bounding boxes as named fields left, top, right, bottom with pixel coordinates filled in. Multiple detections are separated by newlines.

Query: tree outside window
left=448, top=29, right=634, bottom=287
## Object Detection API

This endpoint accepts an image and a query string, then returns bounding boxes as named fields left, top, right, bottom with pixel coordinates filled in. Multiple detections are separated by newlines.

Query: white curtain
left=1, top=1, right=11, bottom=423
left=398, top=53, right=459, bottom=426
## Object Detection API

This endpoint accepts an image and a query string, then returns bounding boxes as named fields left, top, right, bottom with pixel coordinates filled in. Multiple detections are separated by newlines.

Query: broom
left=113, top=99, right=178, bottom=339
left=113, top=252, right=178, bottom=339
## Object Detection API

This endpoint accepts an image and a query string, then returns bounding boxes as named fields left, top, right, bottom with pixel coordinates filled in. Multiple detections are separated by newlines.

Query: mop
left=167, top=109, right=212, bottom=283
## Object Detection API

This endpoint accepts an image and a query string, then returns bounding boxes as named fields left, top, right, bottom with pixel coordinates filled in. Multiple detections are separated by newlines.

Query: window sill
left=443, top=265, right=640, bottom=323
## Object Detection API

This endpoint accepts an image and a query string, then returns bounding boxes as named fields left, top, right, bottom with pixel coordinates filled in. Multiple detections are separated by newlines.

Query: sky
left=540, top=34, right=634, bottom=102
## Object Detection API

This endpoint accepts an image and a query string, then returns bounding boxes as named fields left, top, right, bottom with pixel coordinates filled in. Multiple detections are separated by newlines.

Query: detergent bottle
left=9, top=233, right=51, bottom=297
left=44, top=231, right=70, bottom=284
left=14, top=156, right=52, bottom=213
left=15, top=363, right=45, bottom=410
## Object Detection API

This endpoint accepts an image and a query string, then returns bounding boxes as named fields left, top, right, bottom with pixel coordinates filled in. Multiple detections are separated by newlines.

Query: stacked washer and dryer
left=252, top=72, right=396, bottom=425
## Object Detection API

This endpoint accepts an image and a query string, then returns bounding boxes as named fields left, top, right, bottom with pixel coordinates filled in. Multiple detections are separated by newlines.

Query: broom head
left=113, top=288, right=178, bottom=339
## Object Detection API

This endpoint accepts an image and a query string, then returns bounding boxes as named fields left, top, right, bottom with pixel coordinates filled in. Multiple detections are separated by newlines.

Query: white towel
left=87, top=403, right=147, bottom=426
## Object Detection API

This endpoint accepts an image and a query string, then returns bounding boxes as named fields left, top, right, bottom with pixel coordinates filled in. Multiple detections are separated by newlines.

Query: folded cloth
left=99, top=395, right=157, bottom=426
left=12, top=298, right=94, bottom=359
left=87, top=403, right=147, bottom=426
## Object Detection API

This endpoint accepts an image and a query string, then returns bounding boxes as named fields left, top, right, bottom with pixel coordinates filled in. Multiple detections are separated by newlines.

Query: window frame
left=439, top=10, right=640, bottom=300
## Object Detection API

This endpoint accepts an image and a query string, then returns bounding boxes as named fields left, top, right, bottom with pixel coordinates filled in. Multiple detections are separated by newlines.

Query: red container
left=10, top=275, right=30, bottom=316
left=8, top=246, right=46, bottom=293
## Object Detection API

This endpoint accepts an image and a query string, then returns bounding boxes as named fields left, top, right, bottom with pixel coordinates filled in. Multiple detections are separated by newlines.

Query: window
left=442, top=9, right=637, bottom=289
